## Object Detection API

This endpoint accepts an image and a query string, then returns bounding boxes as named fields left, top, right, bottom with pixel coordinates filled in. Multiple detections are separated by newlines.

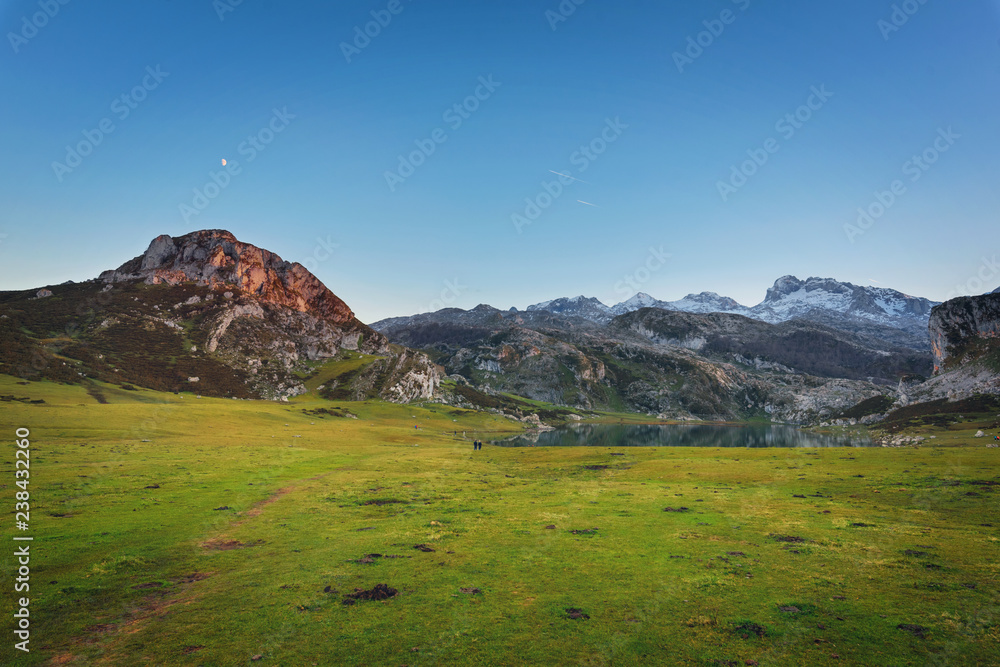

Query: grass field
left=1, top=374, right=998, bottom=666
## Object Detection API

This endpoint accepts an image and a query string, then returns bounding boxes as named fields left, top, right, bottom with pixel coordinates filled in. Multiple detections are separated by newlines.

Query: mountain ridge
left=513, top=275, right=940, bottom=350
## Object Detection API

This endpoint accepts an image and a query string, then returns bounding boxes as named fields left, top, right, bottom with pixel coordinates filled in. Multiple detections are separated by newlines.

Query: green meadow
left=1, top=374, right=998, bottom=666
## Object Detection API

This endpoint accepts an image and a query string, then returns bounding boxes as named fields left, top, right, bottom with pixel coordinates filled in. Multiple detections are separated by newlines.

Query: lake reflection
left=493, top=423, right=874, bottom=448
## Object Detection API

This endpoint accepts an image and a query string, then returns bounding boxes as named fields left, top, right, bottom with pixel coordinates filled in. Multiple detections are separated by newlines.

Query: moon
left=221, top=159, right=227, bottom=166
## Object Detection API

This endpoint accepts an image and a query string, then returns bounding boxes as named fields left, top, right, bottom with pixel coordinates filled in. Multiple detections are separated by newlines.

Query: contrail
left=577, top=200, right=600, bottom=207
left=549, top=170, right=590, bottom=184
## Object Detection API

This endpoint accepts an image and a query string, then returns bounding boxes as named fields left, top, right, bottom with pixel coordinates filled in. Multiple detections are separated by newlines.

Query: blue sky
left=1, top=0, right=998, bottom=322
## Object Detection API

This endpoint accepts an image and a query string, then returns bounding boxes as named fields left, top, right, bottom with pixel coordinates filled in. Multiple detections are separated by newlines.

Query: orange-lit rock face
left=103, top=230, right=354, bottom=323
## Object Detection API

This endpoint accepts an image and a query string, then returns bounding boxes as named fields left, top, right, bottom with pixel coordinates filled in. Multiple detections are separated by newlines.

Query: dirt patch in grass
left=344, top=583, right=398, bottom=602
left=570, top=528, right=598, bottom=535
left=663, top=507, right=690, bottom=512
left=459, top=587, right=482, bottom=594
left=768, top=534, right=805, bottom=543
left=132, top=582, right=163, bottom=590
left=583, top=465, right=611, bottom=471
left=897, top=623, right=929, bottom=638
left=414, top=544, right=435, bottom=552
left=732, top=621, right=767, bottom=638
left=565, top=607, right=590, bottom=620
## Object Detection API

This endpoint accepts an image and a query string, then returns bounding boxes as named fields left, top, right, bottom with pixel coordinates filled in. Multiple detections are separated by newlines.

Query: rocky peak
left=100, top=229, right=354, bottom=323
left=764, top=275, right=806, bottom=301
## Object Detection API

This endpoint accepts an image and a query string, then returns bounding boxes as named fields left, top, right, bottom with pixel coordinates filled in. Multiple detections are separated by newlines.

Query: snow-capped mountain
left=525, top=295, right=613, bottom=323
left=610, top=291, right=749, bottom=317
left=524, top=276, right=940, bottom=350
left=747, top=276, right=937, bottom=325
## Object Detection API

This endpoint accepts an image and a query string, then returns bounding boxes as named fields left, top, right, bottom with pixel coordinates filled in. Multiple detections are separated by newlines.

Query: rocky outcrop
left=929, top=293, right=1000, bottom=373
left=101, top=230, right=354, bottom=324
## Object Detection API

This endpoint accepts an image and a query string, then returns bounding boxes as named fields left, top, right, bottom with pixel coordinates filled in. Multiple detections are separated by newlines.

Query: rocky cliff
left=928, top=294, right=1000, bottom=373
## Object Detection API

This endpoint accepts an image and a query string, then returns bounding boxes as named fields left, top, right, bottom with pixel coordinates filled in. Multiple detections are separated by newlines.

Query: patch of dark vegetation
left=85, top=384, right=109, bottom=404
left=132, top=582, right=163, bottom=590
left=726, top=551, right=747, bottom=557
left=583, top=465, right=610, bottom=471
left=413, top=544, right=435, bottom=552
left=302, top=407, right=356, bottom=419
left=882, top=394, right=1000, bottom=432
left=768, top=534, right=805, bottom=543
left=897, top=623, right=929, bottom=639
left=663, top=507, right=690, bottom=512
left=732, top=621, right=767, bottom=638
left=362, top=498, right=408, bottom=506
left=778, top=606, right=801, bottom=613
left=344, top=583, right=398, bottom=603
left=564, top=607, right=589, bottom=620
left=181, top=646, right=204, bottom=655
left=459, top=587, right=482, bottom=594
left=144, top=484, right=160, bottom=489
left=833, top=394, right=896, bottom=421
left=213, top=506, right=231, bottom=511
left=850, top=523, right=875, bottom=527
left=356, top=526, right=375, bottom=531
left=544, top=524, right=556, bottom=529
left=570, top=528, right=598, bottom=536
left=903, top=550, right=928, bottom=557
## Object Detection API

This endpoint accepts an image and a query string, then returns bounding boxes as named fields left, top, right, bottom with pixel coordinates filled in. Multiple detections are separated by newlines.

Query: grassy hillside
left=0, top=375, right=997, bottom=665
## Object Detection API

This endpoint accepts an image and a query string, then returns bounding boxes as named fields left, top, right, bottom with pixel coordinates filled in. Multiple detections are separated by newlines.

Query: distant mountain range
left=520, top=276, right=940, bottom=350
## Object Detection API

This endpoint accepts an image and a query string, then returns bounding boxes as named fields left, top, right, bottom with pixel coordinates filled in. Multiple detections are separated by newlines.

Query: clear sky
left=1, top=0, right=998, bottom=323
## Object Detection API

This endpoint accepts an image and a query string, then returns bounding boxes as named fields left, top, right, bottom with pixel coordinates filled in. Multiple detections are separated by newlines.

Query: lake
left=492, top=423, right=874, bottom=448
